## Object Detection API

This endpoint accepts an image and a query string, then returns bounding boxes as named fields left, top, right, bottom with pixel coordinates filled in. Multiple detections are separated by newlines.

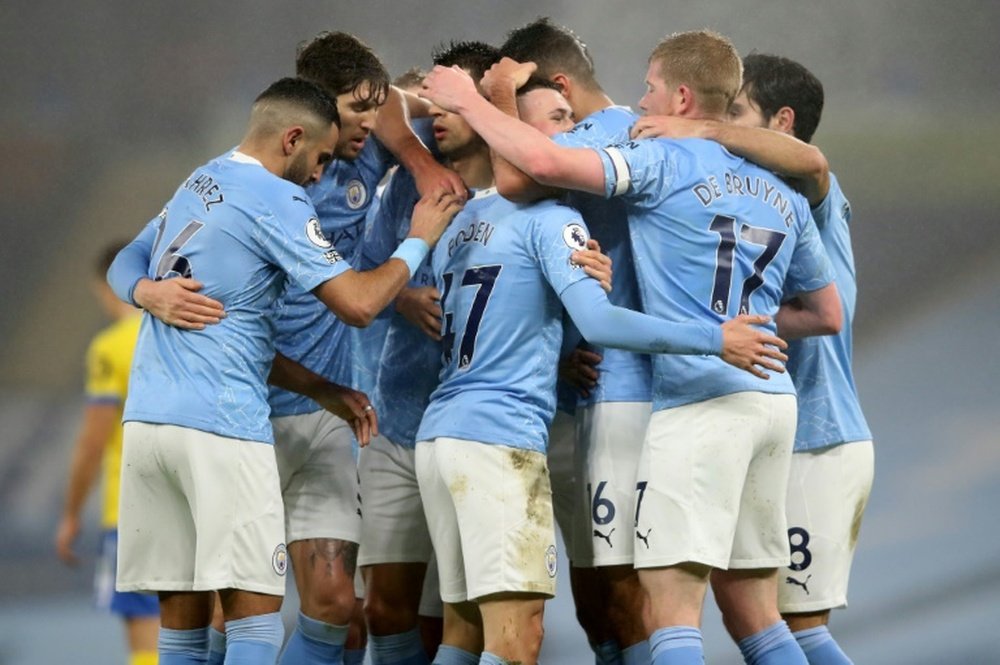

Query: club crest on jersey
left=306, top=218, right=332, bottom=248
left=345, top=179, right=368, bottom=210
left=545, top=544, right=558, bottom=578
left=272, top=543, right=288, bottom=576
left=562, top=223, right=588, bottom=250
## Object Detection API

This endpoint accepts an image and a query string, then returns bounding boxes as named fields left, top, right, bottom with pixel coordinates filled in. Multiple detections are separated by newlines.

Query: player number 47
left=440, top=264, right=503, bottom=370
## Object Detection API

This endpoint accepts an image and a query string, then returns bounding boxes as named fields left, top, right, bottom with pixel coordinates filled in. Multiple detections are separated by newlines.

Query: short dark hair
left=500, top=17, right=600, bottom=91
left=741, top=53, right=824, bottom=143
left=96, top=240, right=128, bottom=278
left=296, top=32, right=390, bottom=106
left=516, top=76, right=563, bottom=97
left=254, top=76, right=341, bottom=128
left=432, top=40, right=500, bottom=82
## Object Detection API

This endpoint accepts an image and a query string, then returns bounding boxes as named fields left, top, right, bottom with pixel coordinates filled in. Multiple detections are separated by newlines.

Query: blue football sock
left=432, top=644, right=479, bottom=665
left=278, top=611, right=348, bottom=665
left=158, top=626, right=209, bottom=665
left=622, top=640, right=650, bottom=665
left=207, top=627, right=227, bottom=665
left=370, top=629, right=429, bottom=665
left=594, top=639, right=623, bottom=665
left=793, top=626, right=853, bottom=665
left=224, top=612, right=284, bottom=664
left=478, top=652, right=504, bottom=665
left=648, top=626, right=703, bottom=665
left=344, top=647, right=367, bottom=665
left=737, top=621, right=808, bottom=665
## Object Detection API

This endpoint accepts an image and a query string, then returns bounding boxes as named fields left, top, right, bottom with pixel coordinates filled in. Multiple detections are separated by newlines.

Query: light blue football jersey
left=416, top=190, right=592, bottom=453
left=361, top=167, right=441, bottom=448
left=119, top=152, right=350, bottom=443
left=554, top=106, right=653, bottom=406
left=268, top=137, right=394, bottom=416
left=598, top=138, right=836, bottom=411
left=786, top=173, right=872, bottom=451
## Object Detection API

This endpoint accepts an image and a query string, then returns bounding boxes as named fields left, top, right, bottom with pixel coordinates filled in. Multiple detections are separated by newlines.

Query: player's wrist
left=392, top=238, right=430, bottom=276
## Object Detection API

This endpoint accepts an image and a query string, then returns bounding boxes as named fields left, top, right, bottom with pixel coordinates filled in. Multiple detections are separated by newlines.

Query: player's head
left=728, top=53, right=824, bottom=143
left=247, top=77, right=340, bottom=186
left=500, top=17, right=602, bottom=95
left=94, top=240, right=130, bottom=318
left=296, top=31, right=391, bottom=160
left=641, top=30, right=742, bottom=119
left=393, top=66, right=427, bottom=95
left=429, top=41, right=500, bottom=159
left=516, top=77, right=574, bottom=137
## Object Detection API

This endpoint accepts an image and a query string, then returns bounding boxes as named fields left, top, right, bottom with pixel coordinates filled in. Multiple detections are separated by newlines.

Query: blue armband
left=390, top=238, right=430, bottom=276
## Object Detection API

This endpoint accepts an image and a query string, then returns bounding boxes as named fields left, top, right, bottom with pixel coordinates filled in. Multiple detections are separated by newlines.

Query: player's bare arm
left=421, top=65, right=606, bottom=195
left=313, top=188, right=463, bottom=327
left=775, top=283, right=843, bottom=340
left=631, top=116, right=830, bottom=205
left=375, top=85, right=467, bottom=200
left=131, top=277, right=226, bottom=330
left=268, top=352, right=378, bottom=446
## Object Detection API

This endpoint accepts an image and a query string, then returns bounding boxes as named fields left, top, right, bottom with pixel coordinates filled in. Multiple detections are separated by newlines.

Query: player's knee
left=300, top=581, right=356, bottom=625
left=364, top=592, right=419, bottom=635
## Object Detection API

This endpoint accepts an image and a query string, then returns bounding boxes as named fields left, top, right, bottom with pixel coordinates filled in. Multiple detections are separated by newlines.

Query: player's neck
left=571, top=88, right=616, bottom=122
left=235, top=139, right=283, bottom=178
left=448, top=147, right=494, bottom=191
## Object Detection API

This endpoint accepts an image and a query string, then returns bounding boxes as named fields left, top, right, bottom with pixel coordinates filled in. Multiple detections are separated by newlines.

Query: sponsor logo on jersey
left=272, top=543, right=288, bottom=576
left=306, top=218, right=332, bottom=248
left=346, top=179, right=368, bottom=210
left=545, top=544, right=558, bottom=578
left=323, top=249, right=343, bottom=265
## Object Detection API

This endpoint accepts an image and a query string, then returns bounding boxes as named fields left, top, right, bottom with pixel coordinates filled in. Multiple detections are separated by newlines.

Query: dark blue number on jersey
left=440, top=264, right=503, bottom=370
left=709, top=215, right=786, bottom=315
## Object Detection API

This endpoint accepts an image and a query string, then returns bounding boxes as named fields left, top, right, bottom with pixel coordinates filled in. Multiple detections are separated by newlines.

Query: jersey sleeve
left=810, top=173, right=850, bottom=232
left=785, top=210, right=837, bottom=295
left=107, top=211, right=162, bottom=305
left=84, top=334, right=124, bottom=405
left=256, top=189, right=354, bottom=293
left=530, top=208, right=594, bottom=296
left=596, top=139, right=675, bottom=207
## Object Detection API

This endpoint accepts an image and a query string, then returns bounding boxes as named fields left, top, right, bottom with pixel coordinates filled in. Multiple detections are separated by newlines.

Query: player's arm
left=631, top=116, right=830, bottom=205
left=421, top=65, right=606, bottom=195
left=313, top=189, right=463, bottom=327
left=561, top=278, right=789, bottom=380
left=775, top=284, right=843, bottom=339
left=268, top=352, right=377, bottom=445
left=108, top=217, right=226, bottom=329
left=374, top=86, right=466, bottom=198
left=54, top=401, right=118, bottom=566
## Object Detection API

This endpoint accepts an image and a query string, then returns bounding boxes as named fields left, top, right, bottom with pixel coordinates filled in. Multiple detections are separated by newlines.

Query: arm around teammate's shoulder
left=775, top=283, right=843, bottom=340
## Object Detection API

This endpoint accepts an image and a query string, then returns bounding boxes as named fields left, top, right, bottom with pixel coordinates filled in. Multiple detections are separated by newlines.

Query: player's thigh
left=572, top=401, right=651, bottom=567
left=779, top=440, right=874, bottom=613
left=634, top=395, right=768, bottom=570
left=273, top=410, right=360, bottom=545
left=415, top=440, right=467, bottom=604
left=358, top=433, right=432, bottom=566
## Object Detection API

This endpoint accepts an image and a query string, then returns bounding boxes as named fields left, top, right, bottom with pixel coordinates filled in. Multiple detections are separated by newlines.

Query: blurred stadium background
left=1, top=1, right=998, bottom=662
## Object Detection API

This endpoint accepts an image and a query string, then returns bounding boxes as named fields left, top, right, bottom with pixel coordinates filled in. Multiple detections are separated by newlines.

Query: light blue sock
left=738, top=621, right=808, bottom=665
left=207, top=627, right=227, bottom=665
left=793, top=626, right=853, bottom=665
left=432, top=644, right=479, bottom=665
left=278, top=611, right=348, bottom=665
left=648, top=626, right=702, bottom=665
left=370, top=629, right=429, bottom=665
left=224, top=612, right=284, bottom=664
left=478, top=652, right=504, bottom=665
left=158, top=626, right=209, bottom=665
left=344, top=647, right=367, bottom=665
left=622, top=640, right=650, bottom=665
left=595, top=639, right=623, bottom=665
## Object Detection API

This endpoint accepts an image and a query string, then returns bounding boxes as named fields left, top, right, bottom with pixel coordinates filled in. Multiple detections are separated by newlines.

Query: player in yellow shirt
left=55, top=241, right=159, bottom=665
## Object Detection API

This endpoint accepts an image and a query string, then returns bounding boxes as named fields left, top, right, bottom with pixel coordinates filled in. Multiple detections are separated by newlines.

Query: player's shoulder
left=564, top=105, right=637, bottom=142
left=811, top=171, right=851, bottom=222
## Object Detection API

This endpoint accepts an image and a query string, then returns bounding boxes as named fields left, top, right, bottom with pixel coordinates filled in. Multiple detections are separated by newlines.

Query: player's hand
left=395, top=286, right=442, bottom=340
left=419, top=65, right=480, bottom=113
left=407, top=188, right=465, bottom=247
left=55, top=514, right=81, bottom=566
left=572, top=238, right=613, bottom=293
left=413, top=158, right=469, bottom=202
left=630, top=115, right=709, bottom=140
left=133, top=277, right=226, bottom=330
left=720, top=314, right=789, bottom=380
left=559, top=347, right=603, bottom=398
left=312, top=383, right=379, bottom=447
left=481, top=57, right=538, bottom=95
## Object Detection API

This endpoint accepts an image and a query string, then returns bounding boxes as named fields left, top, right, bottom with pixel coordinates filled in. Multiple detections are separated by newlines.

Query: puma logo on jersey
left=593, top=528, right=615, bottom=548
left=786, top=574, right=812, bottom=595
left=636, top=528, right=652, bottom=549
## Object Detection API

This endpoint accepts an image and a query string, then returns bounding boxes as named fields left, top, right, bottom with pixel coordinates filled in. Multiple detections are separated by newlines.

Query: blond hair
left=649, top=30, right=742, bottom=116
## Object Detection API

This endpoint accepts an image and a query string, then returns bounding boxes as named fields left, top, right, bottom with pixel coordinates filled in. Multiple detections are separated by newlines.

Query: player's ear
left=674, top=84, right=694, bottom=115
left=551, top=73, right=571, bottom=97
left=282, top=126, right=306, bottom=156
left=772, top=106, right=795, bottom=134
